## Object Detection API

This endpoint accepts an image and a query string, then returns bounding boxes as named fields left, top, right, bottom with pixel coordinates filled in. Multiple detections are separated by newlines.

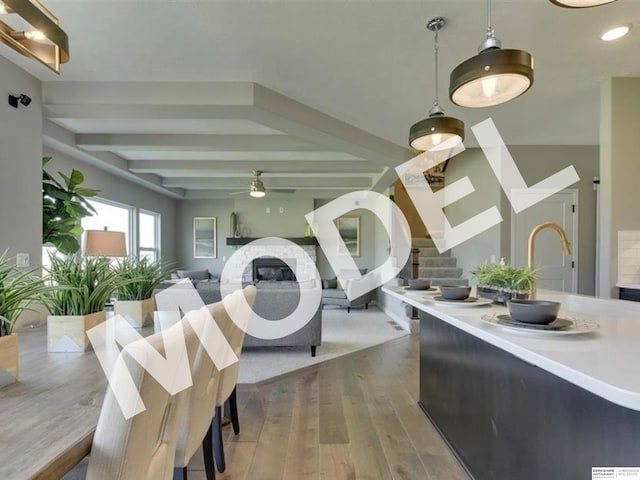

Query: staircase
left=412, top=238, right=469, bottom=287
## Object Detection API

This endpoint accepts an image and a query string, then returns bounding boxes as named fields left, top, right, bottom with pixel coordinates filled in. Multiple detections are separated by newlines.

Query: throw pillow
left=176, top=269, right=210, bottom=281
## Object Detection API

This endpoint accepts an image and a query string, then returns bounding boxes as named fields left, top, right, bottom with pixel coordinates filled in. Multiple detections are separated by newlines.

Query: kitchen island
left=382, top=286, right=640, bottom=480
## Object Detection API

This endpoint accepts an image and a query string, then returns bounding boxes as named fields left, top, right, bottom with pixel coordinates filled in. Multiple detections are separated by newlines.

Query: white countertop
left=616, top=283, right=640, bottom=290
left=383, top=286, right=640, bottom=411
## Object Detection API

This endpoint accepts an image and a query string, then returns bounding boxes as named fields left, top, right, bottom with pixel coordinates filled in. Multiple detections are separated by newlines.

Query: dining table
left=1, top=324, right=118, bottom=479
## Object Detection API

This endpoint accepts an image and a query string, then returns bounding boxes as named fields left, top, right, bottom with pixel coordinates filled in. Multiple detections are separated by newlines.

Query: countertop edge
left=382, top=286, right=640, bottom=412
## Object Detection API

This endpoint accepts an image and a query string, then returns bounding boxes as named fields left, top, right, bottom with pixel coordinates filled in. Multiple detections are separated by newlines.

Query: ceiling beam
left=127, top=160, right=383, bottom=175
left=76, top=134, right=323, bottom=152
left=43, top=120, right=185, bottom=199
left=161, top=176, right=372, bottom=190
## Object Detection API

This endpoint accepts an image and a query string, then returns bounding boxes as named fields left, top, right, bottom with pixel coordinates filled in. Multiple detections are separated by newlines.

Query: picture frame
left=337, top=215, right=360, bottom=257
left=193, top=217, right=217, bottom=258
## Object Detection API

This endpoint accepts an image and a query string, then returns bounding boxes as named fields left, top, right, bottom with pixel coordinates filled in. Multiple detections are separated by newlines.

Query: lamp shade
left=549, top=0, right=617, bottom=7
left=409, top=114, right=465, bottom=151
left=84, top=230, right=127, bottom=257
left=449, top=48, right=534, bottom=108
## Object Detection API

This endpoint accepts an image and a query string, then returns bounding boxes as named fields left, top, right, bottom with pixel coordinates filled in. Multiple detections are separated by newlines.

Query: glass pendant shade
left=449, top=48, right=533, bottom=108
left=409, top=113, right=465, bottom=151
left=549, top=0, right=617, bottom=7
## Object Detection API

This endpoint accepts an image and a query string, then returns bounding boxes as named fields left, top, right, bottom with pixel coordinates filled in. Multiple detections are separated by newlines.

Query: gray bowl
left=507, top=300, right=561, bottom=324
left=439, top=285, right=471, bottom=300
left=408, top=279, right=431, bottom=290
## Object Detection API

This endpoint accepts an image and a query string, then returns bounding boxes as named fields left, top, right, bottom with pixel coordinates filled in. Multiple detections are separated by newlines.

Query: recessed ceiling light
left=601, top=24, right=631, bottom=41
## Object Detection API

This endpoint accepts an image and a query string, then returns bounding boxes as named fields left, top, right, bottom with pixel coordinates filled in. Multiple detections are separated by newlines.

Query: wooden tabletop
left=0, top=327, right=107, bottom=480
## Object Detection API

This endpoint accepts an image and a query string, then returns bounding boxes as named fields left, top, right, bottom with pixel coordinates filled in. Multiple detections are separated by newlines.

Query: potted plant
left=42, top=157, right=100, bottom=255
left=469, top=262, right=536, bottom=304
left=0, top=253, right=51, bottom=387
left=113, top=256, right=173, bottom=328
left=42, top=255, right=122, bottom=352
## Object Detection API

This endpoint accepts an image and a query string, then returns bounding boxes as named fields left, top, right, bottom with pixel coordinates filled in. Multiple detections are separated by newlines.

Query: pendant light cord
left=433, top=27, right=440, bottom=108
left=486, top=0, right=494, bottom=39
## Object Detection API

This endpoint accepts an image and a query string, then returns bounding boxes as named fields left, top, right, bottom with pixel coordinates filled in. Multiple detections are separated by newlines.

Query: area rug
left=237, top=305, right=408, bottom=384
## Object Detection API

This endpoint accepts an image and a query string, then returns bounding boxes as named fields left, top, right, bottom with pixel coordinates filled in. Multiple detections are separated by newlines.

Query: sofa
left=321, top=269, right=372, bottom=313
left=156, top=273, right=322, bottom=356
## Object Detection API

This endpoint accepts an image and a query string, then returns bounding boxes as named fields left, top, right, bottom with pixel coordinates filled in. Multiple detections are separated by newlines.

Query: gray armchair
left=321, top=268, right=372, bottom=313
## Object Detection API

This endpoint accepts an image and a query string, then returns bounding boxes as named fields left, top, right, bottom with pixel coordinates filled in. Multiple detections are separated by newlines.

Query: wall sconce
left=8, top=93, right=31, bottom=108
left=0, top=0, right=69, bottom=74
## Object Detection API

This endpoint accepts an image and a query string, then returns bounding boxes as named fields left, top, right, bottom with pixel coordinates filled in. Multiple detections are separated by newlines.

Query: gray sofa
left=156, top=279, right=322, bottom=356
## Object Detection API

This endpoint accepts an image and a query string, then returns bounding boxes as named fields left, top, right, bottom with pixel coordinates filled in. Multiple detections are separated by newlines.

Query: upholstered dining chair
left=204, top=286, right=256, bottom=474
left=84, top=319, right=199, bottom=480
left=173, top=285, right=256, bottom=480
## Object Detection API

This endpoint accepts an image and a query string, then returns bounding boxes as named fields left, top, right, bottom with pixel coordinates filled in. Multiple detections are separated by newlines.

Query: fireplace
left=253, top=257, right=297, bottom=281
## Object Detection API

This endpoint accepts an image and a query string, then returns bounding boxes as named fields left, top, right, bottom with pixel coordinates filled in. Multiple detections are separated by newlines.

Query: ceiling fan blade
left=228, top=190, right=249, bottom=195
left=269, top=189, right=297, bottom=194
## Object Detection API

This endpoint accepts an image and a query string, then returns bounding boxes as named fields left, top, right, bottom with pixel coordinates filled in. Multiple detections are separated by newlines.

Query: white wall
left=0, top=56, right=43, bottom=264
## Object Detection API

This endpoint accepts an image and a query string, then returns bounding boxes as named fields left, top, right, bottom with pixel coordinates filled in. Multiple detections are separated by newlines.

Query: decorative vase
left=114, top=298, right=154, bottom=328
left=0, top=334, right=18, bottom=388
left=47, top=311, right=106, bottom=352
left=230, top=212, right=237, bottom=237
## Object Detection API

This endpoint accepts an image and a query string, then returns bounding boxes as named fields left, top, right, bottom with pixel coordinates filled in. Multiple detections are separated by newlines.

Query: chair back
left=214, top=286, right=257, bottom=405
left=86, top=320, right=197, bottom=480
left=174, top=285, right=255, bottom=468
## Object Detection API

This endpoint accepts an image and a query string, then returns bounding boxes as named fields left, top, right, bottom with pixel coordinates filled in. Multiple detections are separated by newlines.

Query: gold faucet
left=527, top=222, right=572, bottom=299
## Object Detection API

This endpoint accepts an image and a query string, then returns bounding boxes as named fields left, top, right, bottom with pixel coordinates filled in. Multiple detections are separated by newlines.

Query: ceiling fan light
left=250, top=190, right=265, bottom=198
left=409, top=114, right=465, bottom=151
left=449, top=48, right=534, bottom=108
left=549, top=0, right=617, bottom=8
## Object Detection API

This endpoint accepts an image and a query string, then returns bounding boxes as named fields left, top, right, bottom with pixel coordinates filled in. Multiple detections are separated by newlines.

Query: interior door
left=511, top=190, right=577, bottom=293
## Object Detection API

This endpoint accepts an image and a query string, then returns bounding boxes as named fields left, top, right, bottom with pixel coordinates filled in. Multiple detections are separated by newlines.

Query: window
left=81, top=199, right=133, bottom=256
left=139, top=210, right=160, bottom=262
left=42, top=198, right=162, bottom=263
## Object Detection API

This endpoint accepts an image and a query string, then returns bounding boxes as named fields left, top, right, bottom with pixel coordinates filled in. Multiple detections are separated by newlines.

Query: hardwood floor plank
left=283, top=371, right=320, bottom=480
left=227, top=391, right=266, bottom=443
left=319, top=444, right=355, bottom=480
left=359, top=381, right=432, bottom=480
left=244, top=382, right=295, bottom=480
left=318, top=363, right=350, bottom=444
left=342, top=394, right=394, bottom=480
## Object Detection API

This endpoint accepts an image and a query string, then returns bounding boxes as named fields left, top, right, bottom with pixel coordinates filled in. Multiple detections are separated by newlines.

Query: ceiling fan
left=229, top=171, right=296, bottom=198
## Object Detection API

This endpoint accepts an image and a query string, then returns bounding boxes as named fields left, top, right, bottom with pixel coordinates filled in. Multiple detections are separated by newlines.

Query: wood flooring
left=187, top=334, right=469, bottom=480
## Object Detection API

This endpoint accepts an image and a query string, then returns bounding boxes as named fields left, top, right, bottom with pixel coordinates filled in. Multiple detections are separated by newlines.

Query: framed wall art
left=193, top=217, right=217, bottom=258
left=337, top=215, right=360, bottom=257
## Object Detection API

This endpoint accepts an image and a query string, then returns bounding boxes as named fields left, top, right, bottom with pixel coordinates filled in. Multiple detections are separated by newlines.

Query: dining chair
left=173, top=285, right=256, bottom=480
left=84, top=319, right=199, bottom=480
left=204, top=286, right=256, bottom=474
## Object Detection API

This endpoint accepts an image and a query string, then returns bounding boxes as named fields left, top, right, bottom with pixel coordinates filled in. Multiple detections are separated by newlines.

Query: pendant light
left=449, top=0, right=533, bottom=108
left=549, top=0, right=617, bottom=8
left=409, top=17, right=464, bottom=152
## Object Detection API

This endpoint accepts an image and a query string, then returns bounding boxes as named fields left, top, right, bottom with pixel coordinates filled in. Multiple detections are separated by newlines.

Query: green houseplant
left=469, top=262, right=536, bottom=304
left=0, top=253, right=51, bottom=386
left=42, top=157, right=100, bottom=255
left=42, top=255, right=123, bottom=352
left=113, top=256, right=174, bottom=327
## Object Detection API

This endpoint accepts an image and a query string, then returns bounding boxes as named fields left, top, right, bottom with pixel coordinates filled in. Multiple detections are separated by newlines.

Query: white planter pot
left=114, top=298, right=154, bottom=328
left=0, top=334, right=18, bottom=388
left=47, top=311, right=106, bottom=353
